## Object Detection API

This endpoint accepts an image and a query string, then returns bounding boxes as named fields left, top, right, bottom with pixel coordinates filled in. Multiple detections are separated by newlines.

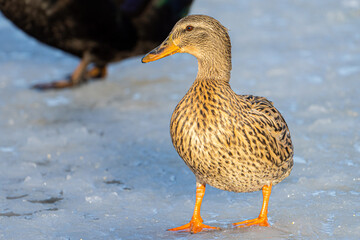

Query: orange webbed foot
left=32, top=56, right=104, bottom=90
left=168, top=219, right=219, bottom=233
left=233, top=184, right=272, bottom=228
left=168, top=183, right=220, bottom=234
left=233, top=216, right=269, bottom=228
left=32, top=79, right=75, bottom=90
left=86, top=66, right=107, bottom=79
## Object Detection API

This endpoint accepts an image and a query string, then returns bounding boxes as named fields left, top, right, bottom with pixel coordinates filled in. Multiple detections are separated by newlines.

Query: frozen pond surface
left=1, top=0, right=360, bottom=239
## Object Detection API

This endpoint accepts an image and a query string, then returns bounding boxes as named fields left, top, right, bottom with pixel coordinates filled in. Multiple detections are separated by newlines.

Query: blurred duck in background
left=0, top=0, right=193, bottom=89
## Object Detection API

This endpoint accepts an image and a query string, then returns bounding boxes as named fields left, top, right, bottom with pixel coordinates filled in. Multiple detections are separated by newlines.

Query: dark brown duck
left=142, top=15, right=294, bottom=233
left=0, top=0, right=193, bottom=89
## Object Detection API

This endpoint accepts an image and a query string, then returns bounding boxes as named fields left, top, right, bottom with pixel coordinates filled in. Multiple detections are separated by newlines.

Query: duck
left=142, top=15, right=294, bottom=233
left=0, top=0, right=193, bottom=89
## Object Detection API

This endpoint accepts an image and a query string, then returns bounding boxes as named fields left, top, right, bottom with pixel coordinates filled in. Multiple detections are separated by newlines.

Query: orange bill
left=142, top=35, right=180, bottom=63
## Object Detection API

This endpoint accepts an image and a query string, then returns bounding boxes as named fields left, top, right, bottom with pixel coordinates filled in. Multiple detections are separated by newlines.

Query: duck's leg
left=86, top=65, right=107, bottom=79
left=168, top=182, right=220, bottom=233
left=32, top=53, right=91, bottom=90
left=233, top=184, right=272, bottom=228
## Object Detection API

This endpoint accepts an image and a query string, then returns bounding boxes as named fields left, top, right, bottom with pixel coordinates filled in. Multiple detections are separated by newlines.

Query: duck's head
left=142, top=15, right=232, bottom=80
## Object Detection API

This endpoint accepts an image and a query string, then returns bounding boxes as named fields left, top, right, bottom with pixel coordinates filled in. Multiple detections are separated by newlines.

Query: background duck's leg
left=86, top=65, right=107, bottom=79
left=167, top=182, right=219, bottom=233
left=32, top=53, right=91, bottom=90
left=233, top=184, right=272, bottom=228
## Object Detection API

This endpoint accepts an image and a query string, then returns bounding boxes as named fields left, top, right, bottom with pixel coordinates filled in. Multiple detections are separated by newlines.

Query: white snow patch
left=354, top=142, right=360, bottom=152
left=307, top=75, right=323, bottom=84
left=24, top=176, right=32, bottom=182
left=337, top=66, right=360, bottom=76
left=308, top=104, right=328, bottom=113
left=85, top=196, right=102, bottom=204
left=342, top=0, right=360, bottom=8
left=132, top=93, right=141, bottom=100
left=293, top=156, right=307, bottom=164
left=343, top=159, right=354, bottom=166
left=312, top=190, right=325, bottom=196
left=328, top=191, right=336, bottom=197
left=44, top=96, right=70, bottom=107
left=0, top=146, right=15, bottom=153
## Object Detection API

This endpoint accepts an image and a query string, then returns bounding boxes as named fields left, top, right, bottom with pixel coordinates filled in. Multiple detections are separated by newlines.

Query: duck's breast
left=170, top=83, right=293, bottom=192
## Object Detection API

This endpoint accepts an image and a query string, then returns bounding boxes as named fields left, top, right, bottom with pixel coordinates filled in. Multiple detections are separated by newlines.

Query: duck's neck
left=195, top=53, right=232, bottom=83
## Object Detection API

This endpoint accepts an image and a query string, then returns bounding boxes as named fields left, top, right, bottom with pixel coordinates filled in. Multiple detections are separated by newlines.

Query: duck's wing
left=239, top=95, right=293, bottom=167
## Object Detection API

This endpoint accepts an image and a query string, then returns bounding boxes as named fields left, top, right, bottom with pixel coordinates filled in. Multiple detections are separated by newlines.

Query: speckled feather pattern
left=170, top=80, right=293, bottom=192
left=168, top=15, right=293, bottom=193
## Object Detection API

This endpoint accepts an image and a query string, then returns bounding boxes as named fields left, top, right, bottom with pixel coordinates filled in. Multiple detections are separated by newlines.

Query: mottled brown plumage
left=142, top=15, right=293, bottom=233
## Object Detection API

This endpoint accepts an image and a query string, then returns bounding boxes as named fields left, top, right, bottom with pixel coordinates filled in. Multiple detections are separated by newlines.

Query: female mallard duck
left=0, top=0, right=193, bottom=89
left=142, top=15, right=294, bottom=233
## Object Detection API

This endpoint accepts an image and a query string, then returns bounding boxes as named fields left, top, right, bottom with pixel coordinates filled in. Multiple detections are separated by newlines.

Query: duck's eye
left=186, top=25, right=194, bottom=31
